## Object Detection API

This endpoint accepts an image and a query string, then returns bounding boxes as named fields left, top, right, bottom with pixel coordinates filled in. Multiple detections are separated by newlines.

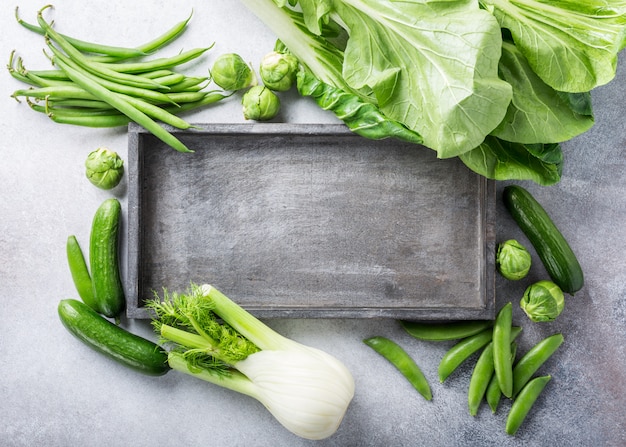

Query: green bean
left=29, top=98, right=121, bottom=117
left=131, top=11, right=193, bottom=56
left=364, top=336, right=432, bottom=401
left=467, top=342, right=494, bottom=416
left=493, top=302, right=514, bottom=398
left=512, top=333, right=563, bottom=397
left=505, top=375, right=551, bottom=435
left=121, top=95, right=194, bottom=129
left=95, top=47, right=211, bottom=74
left=47, top=112, right=132, bottom=128
left=46, top=98, right=117, bottom=110
left=37, top=6, right=165, bottom=90
left=19, top=68, right=70, bottom=81
left=53, top=55, right=192, bottom=152
left=16, top=6, right=146, bottom=59
left=12, top=85, right=98, bottom=101
left=85, top=12, right=193, bottom=63
left=146, top=72, right=187, bottom=87
left=486, top=340, right=519, bottom=413
left=47, top=43, right=177, bottom=105
left=400, top=320, right=493, bottom=341
left=167, top=77, right=210, bottom=92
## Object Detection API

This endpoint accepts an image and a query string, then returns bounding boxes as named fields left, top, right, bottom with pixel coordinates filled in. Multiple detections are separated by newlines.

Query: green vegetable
left=242, top=85, right=280, bottom=120
left=297, top=71, right=423, bottom=144
left=363, top=336, right=432, bottom=401
left=486, top=341, right=518, bottom=413
left=85, top=147, right=124, bottom=190
left=210, top=53, right=257, bottom=91
left=480, top=0, right=626, bottom=93
left=243, top=0, right=511, bottom=158
left=89, top=198, right=125, bottom=319
left=241, top=0, right=626, bottom=184
left=503, top=185, right=584, bottom=294
left=400, top=320, right=493, bottom=341
left=146, top=283, right=355, bottom=440
left=493, top=302, right=514, bottom=398
left=467, top=342, right=495, bottom=416
left=66, top=235, right=95, bottom=309
left=505, top=375, right=552, bottom=435
left=438, top=328, right=492, bottom=383
left=9, top=6, right=225, bottom=153
left=259, top=50, right=299, bottom=91
left=496, top=239, right=532, bottom=281
left=58, top=299, right=170, bottom=376
left=520, top=280, right=565, bottom=323
left=512, top=334, right=564, bottom=397
left=458, top=137, right=563, bottom=186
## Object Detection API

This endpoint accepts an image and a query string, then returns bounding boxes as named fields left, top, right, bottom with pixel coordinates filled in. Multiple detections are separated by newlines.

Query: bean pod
left=506, top=375, right=552, bottom=435
left=364, top=336, right=432, bottom=400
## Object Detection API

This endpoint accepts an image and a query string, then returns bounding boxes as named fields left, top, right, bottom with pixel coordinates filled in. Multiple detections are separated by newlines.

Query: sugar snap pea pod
left=364, top=336, right=432, bottom=400
left=66, top=235, right=96, bottom=309
left=400, top=320, right=493, bottom=341
left=467, top=342, right=494, bottom=416
left=505, top=375, right=552, bottom=435
left=493, top=302, right=514, bottom=398
left=486, top=340, right=519, bottom=413
left=512, top=333, right=564, bottom=397
left=441, top=325, right=521, bottom=385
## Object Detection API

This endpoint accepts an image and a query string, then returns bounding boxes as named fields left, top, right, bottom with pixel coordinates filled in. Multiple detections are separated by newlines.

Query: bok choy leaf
left=480, top=0, right=626, bottom=92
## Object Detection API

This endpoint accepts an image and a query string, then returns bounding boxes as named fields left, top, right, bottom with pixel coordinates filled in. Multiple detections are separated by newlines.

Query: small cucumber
left=90, top=198, right=125, bottom=318
left=66, top=235, right=96, bottom=309
left=503, top=185, right=583, bottom=294
left=58, top=299, right=170, bottom=376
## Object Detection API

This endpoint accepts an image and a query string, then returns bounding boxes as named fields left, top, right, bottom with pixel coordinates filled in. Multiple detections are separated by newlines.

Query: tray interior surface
left=127, top=123, right=495, bottom=320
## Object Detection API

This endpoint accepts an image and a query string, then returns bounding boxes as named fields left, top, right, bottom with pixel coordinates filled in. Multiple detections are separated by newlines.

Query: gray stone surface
left=1, top=1, right=624, bottom=446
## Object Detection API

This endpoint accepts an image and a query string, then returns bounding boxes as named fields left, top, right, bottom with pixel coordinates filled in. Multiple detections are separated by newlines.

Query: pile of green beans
left=8, top=6, right=229, bottom=153
left=393, top=304, right=564, bottom=436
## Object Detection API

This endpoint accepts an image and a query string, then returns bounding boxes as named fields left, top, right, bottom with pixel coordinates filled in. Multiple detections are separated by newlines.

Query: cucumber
left=502, top=185, right=584, bottom=294
left=90, top=198, right=125, bottom=318
left=58, top=299, right=170, bottom=376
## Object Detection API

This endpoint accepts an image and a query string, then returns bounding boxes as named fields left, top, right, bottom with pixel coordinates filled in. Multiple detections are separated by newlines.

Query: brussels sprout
left=85, top=147, right=124, bottom=190
left=259, top=51, right=299, bottom=91
left=520, top=280, right=565, bottom=322
left=210, top=53, right=256, bottom=91
left=242, top=85, right=280, bottom=121
left=496, top=239, right=532, bottom=280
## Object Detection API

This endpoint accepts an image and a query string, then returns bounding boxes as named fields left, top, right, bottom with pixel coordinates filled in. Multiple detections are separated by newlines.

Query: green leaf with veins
left=492, top=40, right=595, bottom=144
left=459, top=136, right=563, bottom=185
left=332, top=0, right=512, bottom=158
left=480, top=0, right=626, bottom=92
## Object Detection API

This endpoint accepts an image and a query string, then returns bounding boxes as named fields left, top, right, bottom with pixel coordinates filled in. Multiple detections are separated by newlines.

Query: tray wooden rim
left=126, top=122, right=496, bottom=320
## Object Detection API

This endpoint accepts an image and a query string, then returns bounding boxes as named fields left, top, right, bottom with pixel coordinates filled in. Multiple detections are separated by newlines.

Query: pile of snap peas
left=364, top=304, right=563, bottom=436
left=8, top=6, right=229, bottom=153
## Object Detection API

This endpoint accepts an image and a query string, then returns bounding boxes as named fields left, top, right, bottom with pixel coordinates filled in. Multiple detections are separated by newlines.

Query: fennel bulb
left=147, top=284, right=355, bottom=440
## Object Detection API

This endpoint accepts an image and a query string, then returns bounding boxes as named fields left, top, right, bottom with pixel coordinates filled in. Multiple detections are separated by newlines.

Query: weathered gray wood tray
left=126, top=123, right=496, bottom=320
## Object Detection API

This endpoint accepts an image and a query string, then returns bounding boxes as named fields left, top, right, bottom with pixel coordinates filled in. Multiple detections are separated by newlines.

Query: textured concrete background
left=1, top=1, right=624, bottom=446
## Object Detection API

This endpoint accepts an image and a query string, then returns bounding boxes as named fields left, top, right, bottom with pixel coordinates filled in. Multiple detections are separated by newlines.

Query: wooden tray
left=126, top=123, right=496, bottom=320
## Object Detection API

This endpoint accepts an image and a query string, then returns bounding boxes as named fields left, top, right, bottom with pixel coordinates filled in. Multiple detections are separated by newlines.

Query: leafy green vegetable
left=246, top=0, right=512, bottom=158
left=480, top=0, right=626, bottom=92
left=458, top=137, right=562, bottom=185
left=492, top=41, right=595, bottom=144
left=242, top=0, right=626, bottom=184
left=297, top=71, right=423, bottom=144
